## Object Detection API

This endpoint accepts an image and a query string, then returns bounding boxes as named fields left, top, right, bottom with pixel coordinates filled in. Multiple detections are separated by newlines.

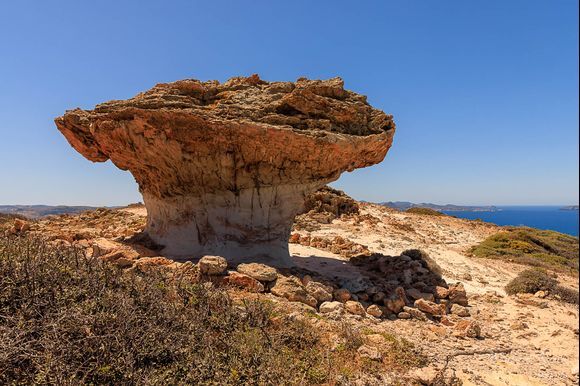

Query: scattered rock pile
left=289, top=233, right=370, bottom=257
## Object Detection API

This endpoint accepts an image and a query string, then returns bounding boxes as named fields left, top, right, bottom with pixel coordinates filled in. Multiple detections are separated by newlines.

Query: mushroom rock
left=55, top=75, right=395, bottom=266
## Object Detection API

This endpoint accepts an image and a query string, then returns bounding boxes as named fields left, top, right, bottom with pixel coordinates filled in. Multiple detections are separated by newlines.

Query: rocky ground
left=3, top=199, right=578, bottom=385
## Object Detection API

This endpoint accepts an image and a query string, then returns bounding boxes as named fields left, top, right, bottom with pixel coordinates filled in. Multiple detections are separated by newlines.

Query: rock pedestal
left=55, top=75, right=395, bottom=266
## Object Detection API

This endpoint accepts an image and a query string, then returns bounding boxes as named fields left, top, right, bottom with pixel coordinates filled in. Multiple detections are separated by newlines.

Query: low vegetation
left=0, top=235, right=424, bottom=384
left=505, top=268, right=558, bottom=295
left=505, top=268, right=579, bottom=304
left=0, top=236, right=321, bottom=384
left=469, top=227, right=579, bottom=274
left=405, top=207, right=446, bottom=216
left=0, top=213, right=27, bottom=223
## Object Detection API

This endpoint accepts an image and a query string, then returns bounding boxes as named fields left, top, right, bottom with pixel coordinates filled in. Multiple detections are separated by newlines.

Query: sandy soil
left=290, top=203, right=579, bottom=385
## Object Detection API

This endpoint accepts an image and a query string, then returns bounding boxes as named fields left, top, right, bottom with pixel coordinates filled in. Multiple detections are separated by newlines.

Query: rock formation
left=55, top=75, right=395, bottom=265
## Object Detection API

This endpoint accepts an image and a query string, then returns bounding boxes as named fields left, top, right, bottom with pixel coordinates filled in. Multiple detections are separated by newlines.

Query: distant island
left=560, top=205, right=579, bottom=211
left=0, top=205, right=102, bottom=219
left=379, top=201, right=501, bottom=212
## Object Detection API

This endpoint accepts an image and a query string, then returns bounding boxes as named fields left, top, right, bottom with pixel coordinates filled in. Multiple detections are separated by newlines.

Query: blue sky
left=0, top=0, right=578, bottom=206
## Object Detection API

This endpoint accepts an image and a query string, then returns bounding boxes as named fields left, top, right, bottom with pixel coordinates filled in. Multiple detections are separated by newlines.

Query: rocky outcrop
left=55, top=75, right=395, bottom=265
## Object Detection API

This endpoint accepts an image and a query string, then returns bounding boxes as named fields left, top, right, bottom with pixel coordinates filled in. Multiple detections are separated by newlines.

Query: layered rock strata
left=55, top=75, right=395, bottom=265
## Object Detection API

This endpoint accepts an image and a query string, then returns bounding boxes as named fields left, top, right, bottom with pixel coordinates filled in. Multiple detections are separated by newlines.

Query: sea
left=442, top=206, right=579, bottom=237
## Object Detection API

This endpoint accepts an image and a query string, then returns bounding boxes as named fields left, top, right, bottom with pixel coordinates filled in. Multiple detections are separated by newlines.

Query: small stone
left=289, top=233, right=301, bottom=244
left=448, top=282, right=469, bottom=306
left=407, top=288, right=435, bottom=302
left=333, top=288, right=351, bottom=302
left=450, top=304, right=470, bottom=317
left=372, top=291, right=386, bottom=303
left=384, top=287, right=407, bottom=314
left=223, top=271, right=264, bottom=292
left=367, top=304, right=383, bottom=318
left=319, top=301, right=344, bottom=314
left=357, top=293, right=370, bottom=302
left=236, top=263, right=277, bottom=282
left=415, top=298, right=445, bottom=316
left=402, top=306, right=428, bottom=321
left=357, top=345, right=382, bottom=361
left=345, top=300, right=366, bottom=316
left=397, top=311, right=411, bottom=319
left=434, top=286, right=449, bottom=299
left=198, top=255, right=228, bottom=275
left=453, top=319, right=481, bottom=338
left=534, top=290, right=547, bottom=298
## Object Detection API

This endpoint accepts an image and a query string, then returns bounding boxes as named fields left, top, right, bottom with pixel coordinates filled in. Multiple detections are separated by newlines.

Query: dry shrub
left=505, top=268, right=557, bottom=295
left=0, top=236, right=334, bottom=385
left=552, top=285, right=580, bottom=305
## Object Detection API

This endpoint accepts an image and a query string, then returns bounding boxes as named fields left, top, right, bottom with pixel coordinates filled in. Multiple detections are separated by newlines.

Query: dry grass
left=0, top=236, right=327, bottom=384
left=0, top=235, right=427, bottom=384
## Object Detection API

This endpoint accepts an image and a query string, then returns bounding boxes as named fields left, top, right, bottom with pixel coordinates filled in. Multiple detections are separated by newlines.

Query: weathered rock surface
left=55, top=75, right=395, bottom=265
left=270, top=275, right=317, bottom=307
left=236, top=263, right=277, bottom=282
left=198, top=255, right=228, bottom=275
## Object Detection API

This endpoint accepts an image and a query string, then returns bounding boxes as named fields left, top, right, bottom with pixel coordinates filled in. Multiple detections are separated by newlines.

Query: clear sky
left=0, top=0, right=578, bottom=206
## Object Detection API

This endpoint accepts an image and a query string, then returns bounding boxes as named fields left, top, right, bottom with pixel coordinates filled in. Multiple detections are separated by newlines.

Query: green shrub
left=405, top=207, right=445, bottom=216
left=505, top=268, right=557, bottom=295
left=470, top=227, right=579, bottom=274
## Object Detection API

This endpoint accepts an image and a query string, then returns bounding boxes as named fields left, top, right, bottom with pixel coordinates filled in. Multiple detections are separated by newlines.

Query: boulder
left=366, top=304, right=383, bottom=318
left=450, top=303, right=470, bottom=317
left=414, top=299, right=446, bottom=316
left=223, top=271, right=264, bottom=292
left=55, top=75, right=395, bottom=265
left=236, top=263, right=277, bottom=282
left=319, top=301, right=344, bottom=314
left=344, top=300, right=366, bottom=316
left=198, top=255, right=228, bottom=275
left=271, top=276, right=317, bottom=307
